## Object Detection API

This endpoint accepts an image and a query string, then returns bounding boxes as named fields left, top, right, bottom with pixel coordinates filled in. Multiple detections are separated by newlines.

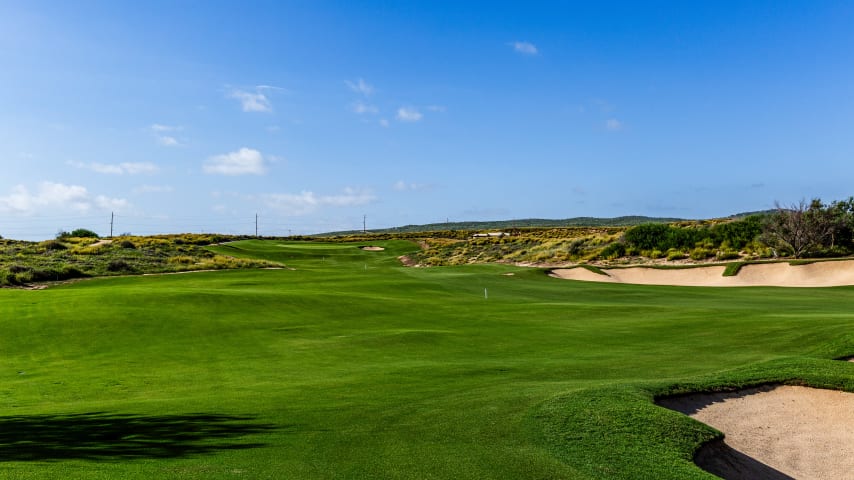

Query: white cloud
left=510, top=41, right=539, bottom=55
left=425, top=105, right=446, bottom=112
left=150, top=124, right=184, bottom=146
left=229, top=89, right=273, bottom=112
left=605, top=118, right=623, bottom=131
left=69, top=161, right=159, bottom=175
left=95, top=195, right=129, bottom=210
left=204, top=148, right=268, bottom=175
left=393, top=180, right=431, bottom=192
left=345, top=78, right=374, bottom=96
left=379, top=119, right=389, bottom=128
left=351, top=101, right=379, bottom=115
left=0, top=182, right=127, bottom=214
left=156, top=135, right=180, bottom=146
left=263, top=188, right=376, bottom=215
left=133, top=185, right=174, bottom=194
left=396, top=107, right=423, bottom=122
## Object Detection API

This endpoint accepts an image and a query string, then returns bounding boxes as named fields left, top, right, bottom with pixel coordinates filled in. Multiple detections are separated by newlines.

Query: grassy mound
left=0, top=234, right=279, bottom=286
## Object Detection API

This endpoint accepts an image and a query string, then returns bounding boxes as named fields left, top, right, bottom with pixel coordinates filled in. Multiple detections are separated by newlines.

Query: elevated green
left=0, top=239, right=852, bottom=478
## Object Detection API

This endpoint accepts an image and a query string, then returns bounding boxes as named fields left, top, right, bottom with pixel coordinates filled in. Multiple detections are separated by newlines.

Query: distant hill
left=724, top=209, right=776, bottom=219
left=316, top=216, right=688, bottom=236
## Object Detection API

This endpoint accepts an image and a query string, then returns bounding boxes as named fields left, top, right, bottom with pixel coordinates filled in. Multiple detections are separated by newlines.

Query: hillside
left=317, top=215, right=687, bottom=236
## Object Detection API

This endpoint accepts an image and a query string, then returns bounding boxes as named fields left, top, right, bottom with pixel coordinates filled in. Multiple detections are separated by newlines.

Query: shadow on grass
left=694, top=439, right=794, bottom=480
left=0, top=412, right=277, bottom=461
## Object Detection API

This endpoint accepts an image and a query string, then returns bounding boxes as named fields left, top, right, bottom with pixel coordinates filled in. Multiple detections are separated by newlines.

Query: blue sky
left=1, top=1, right=853, bottom=239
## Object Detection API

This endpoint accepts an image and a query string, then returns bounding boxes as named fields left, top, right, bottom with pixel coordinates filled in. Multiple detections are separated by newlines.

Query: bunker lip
left=360, top=246, right=385, bottom=251
left=550, top=259, right=854, bottom=287
left=657, top=385, right=854, bottom=480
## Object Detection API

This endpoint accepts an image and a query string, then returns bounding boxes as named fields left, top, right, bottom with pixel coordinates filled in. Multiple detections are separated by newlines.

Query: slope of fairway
left=1, top=240, right=852, bottom=479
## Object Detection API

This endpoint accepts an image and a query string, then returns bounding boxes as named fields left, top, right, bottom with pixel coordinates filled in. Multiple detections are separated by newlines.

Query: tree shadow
left=0, top=412, right=278, bottom=462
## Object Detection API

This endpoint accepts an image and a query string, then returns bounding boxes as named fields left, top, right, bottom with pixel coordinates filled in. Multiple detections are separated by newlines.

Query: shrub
left=624, top=224, right=671, bottom=250
left=119, top=240, right=136, bottom=249
left=648, top=249, right=664, bottom=259
left=167, top=255, right=195, bottom=265
left=716, top=250, right=740, bottom=261
left=107, top=259, right=132, bottom=272
left=666, top=249, right=687, bottom=261
left=690, top=248, right=712, bottom=261
left=598, top=242, right=626, bottom=259
left=70, top=228, right=99, bottom=238
left=40, top=240, right=67, bottom=251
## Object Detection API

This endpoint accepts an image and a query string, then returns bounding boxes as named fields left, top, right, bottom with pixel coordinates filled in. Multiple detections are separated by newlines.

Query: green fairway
left=1, top=240, right=852, bottom=479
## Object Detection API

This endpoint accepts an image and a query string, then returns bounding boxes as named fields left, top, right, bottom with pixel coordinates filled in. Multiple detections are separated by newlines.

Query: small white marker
left=484, top=288, right=488, bottom=300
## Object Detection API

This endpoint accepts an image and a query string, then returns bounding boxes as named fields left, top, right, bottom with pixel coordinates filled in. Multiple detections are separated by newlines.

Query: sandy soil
left=551, top=260, right=854, bottom=287
left=658, top=385, right=854, bottom=480
left=361, top=246, right=385, bottom=251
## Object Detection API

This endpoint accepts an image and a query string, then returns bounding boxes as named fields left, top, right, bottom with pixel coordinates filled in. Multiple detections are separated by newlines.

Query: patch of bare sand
left=361, top=246, right=385, bottom=251
left=659, top=385, right=854, bottom=480
left=551, top=260, right=854, bottom=287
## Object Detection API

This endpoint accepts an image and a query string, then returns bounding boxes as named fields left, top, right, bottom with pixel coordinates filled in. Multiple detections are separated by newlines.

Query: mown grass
left=0, top=239, right=852, bottom=478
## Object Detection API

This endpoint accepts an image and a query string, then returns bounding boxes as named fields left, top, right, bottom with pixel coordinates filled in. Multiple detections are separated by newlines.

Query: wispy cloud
left=157, top=136, right=180, bottom=146
left=69, top=161, right=159, bottom=175
left=228, top=85, right=284, bottom=113
left=396, top=107, right=423, bottom=122
left=425, top=105, right=446, bottom=112
left=379, top=119, right=389, bottom=128
left=0, top=182, right=128, bottom=214
left=263, top=188, right=376, bottom=215
left=393, top=180, right=432, bottom=192
left=509, top=41, right=538, bottom=55
left=351, top=101, right=379, bottom=115
left=133, top=185, right=175, bottom=194
left=345, top=78, right=374, bottom=96
left=204, top=148, right=268, bottom=175
left=605, top=118, right=623, bottom=131
left=150, top=124, right=183, bottom=146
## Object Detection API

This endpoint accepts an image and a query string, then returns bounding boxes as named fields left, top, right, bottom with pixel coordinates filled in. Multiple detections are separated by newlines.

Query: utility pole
left=363, top=214, right=367, bottom=233
left=110, top=212, right=114, bottom=237
left=255, top=213, right=259, bottom=237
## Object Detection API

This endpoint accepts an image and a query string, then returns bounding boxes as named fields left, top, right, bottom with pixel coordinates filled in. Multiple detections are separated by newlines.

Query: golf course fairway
left=1, top=239, right=852, bottom=479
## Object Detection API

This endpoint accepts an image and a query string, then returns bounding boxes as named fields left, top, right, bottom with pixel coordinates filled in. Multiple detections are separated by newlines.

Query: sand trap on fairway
left=551, top=260, right=854, bottom=287
left=658, top=385, right=854, bottom=480
left=361, top=246, right=385, bottom=251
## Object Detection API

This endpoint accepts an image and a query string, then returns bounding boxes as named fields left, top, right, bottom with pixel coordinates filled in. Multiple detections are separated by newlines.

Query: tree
left=761, top=199, right=835, bottom=258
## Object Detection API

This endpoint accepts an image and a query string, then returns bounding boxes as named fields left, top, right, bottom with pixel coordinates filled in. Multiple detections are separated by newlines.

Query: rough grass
left=0, top=234, right=278, bottom=286
left=0, top=239, right=852, bottom=478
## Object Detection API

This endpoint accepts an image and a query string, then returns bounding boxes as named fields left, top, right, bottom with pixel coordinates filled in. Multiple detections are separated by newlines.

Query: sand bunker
left=361, top=246, right=385, bottom=251
left=659, top=385, right=854, bottom=480
left=551, top=260, right=854, bottom=287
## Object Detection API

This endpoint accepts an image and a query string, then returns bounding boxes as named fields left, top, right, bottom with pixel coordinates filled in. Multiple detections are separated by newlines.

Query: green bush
left=40, top=240, right=67, bottom=251
left=107, top=259, right=133, bottom=272
left=666, top=249, right=687, bottom=261
left=70, top=228, right=99, bottom=238
left=690, top=248, right=711, bottom=261
left=716, top=250, right=740, bottom=260
left=598, top=242, right=626, bottom=259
